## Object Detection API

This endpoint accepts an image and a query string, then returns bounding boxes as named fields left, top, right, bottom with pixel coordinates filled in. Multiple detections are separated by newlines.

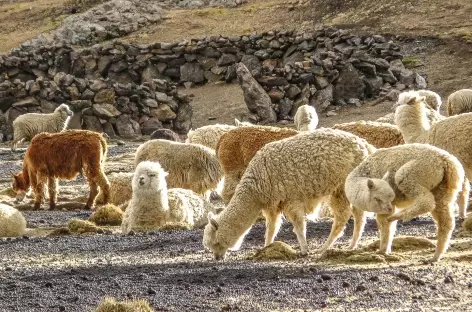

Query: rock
left=377, top=69, right=398, bottom=84
left=313, top=84, right=333, bottom=112
left=347, top=98, right=361, bottom=107
left=89, top=80, right=108, bottom=92
left=68, top=100, right=92, bottom=112
left=141, top=117, right=163, bottom=135
left=81, top=89, right=95, bottom=100
left=314, top=76, right=329, bottom=89
left=283, top=51, right=304, bottom=66
left=236, top=63, right=277, bottom=124
left=268, top=89, right=285, bottom=102
left=363, top=77, right=383, bottom=97
left=180, top=63, right=205, bottom=83
left=355, top=62, right=377, bottom=78
left=398, top=69, right=416, bottom=86
left=143, top=98, right=158, bottom=108
left=415, top=73, right=427, bottom=89
left=204, top=71, right=222, bottom=82
left=94, top=89, right=115, bottom=104
left=240, top=55, right=262, bottom=77
left=225, top=64, right=237, bottom=83
left=277, top=98, right=293, bottom=118
left=150, top=105, right=177, bottom=121
left=82, top=115, right=103, bottom=132
left=397, top=272, right=412, bottom=282
left=92, top=104, right=121, bottom=119
left=198, top=58, right=218, bottom=71
left=286, top=85, right=301, bottom=100
left=257, top=76, right=288, bottom=87
left=386, top=89, right=400, bottom=101
left=218, top=54, right=238, bottom=66
left=326, top=110, right=337, bottom=117
left=11, top=97, right=40, bottom=108
left=141, top=64, right=161, bottom=84
left=173, top=102, right=193, bottom=134
left=333, top=64, right=365, bottom=103
left=115, top=114, right=141, bottom=137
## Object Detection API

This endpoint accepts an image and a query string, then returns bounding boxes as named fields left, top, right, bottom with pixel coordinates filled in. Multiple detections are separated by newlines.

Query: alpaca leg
left=47, top=176, right=58, bottom=210
left=430, top=206, right=454, bottom=262
left=456, top=178, right=469, bottom=219
left=319, top=190, right=352, bottom=254
left=284, top=201, right=309, bottom=256
left=262, top=208, right=282, bottom=247
left=348, top=206, right=367, bottom=250
left=31, top=175, right=44, bottom=210
left=376, top=213, right=398, bottom=255
left=86, top=180, right=99, bottom=210
left=93, top=171, right=110, bottom=207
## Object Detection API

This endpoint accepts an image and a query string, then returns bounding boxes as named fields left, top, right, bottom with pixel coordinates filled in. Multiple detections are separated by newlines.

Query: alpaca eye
left=148, top=174, right=156, bottom=177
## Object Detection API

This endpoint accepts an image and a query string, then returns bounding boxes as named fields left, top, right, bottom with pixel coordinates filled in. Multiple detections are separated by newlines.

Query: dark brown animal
left=12, top=130, right=110, bottom=210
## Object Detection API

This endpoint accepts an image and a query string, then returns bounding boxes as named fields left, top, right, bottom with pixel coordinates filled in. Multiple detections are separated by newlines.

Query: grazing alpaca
left=12, top=130, right=110, bottom=210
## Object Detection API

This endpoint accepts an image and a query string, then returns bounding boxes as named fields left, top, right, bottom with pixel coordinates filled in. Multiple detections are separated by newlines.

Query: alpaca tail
left=99, top=133, right=108, bottom=163
left=446, top=97, right=453, bottom=116
left=443, top=154, right=465, bottom=194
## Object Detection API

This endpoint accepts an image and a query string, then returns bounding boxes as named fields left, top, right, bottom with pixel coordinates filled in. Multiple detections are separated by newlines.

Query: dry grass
left=462, top=214, right=472, bottom=232
left=158, top=221, right=192, bottom=231
left=95, top=297, right=154, bottom=312
left=68, top=218, right=100, bottom=234
left=249, top=241, right=298, bottom=261
left=89, top=204, right=123, bottom=226
left=366, top=236, right=435, bottom=252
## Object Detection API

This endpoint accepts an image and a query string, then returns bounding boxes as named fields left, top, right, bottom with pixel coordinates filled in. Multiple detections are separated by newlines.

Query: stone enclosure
left=0, top=27, right=425, bottom=140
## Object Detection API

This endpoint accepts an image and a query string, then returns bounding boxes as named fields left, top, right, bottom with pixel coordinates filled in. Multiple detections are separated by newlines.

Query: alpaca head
left=203, top=212, right=228, bottom=260
left=11, top=171, right=28, bottom=195
left=133, top=161, right=168, bottom=192
left=362, top=172, right=395, bottom=214
left=56, top=104, right=73, bottom=117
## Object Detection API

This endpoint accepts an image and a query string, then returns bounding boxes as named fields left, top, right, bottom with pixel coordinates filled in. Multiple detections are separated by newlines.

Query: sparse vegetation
left=68, top=218, right=100, bottom=234
left=250, top=241, right=298, bottom=261
left=402, top=55, right=422, bottom=68
left=95, top=297, right=154, bottom=312
left=89, top=204, right=123, bottom=226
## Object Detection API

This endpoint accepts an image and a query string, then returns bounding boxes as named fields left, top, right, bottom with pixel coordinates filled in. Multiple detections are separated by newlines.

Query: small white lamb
left=11, top=103, right=73, bottom=151
left=293, top=104, right=318, bottom=131
left=345, top=143, right=464, bottom=262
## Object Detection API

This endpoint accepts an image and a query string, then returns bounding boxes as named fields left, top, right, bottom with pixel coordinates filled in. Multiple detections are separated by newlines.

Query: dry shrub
left=250, top=241, right=298, bottom=261
left=366, top=236, right=435, bottom=251
left=89, top=204, right=123, bottom=226
left=95, top=297, right=154, bottom=312
left=462, top=214, right=472, bottom=232
left=68, top=219, right=100, bottom=234
left=346, top=252, right=403, bottom=263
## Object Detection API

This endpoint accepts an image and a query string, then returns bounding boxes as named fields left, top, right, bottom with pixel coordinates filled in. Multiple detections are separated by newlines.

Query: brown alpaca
left=12, top=130, right=110, bottom=210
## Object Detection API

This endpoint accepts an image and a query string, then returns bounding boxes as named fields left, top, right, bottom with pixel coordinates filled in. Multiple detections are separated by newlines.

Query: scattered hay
left=89, top=204, right=123, bottom=226
left=68, top=219, right=100, bottom=234
left=95, top=297, right=154, bottom=312
left=346, top=253, right=386, bottom=263
left=366, top=236, right=435, bottom=252
left=250, top=241, right=298, bottom=261
left=158, top=222, right=192, bottom=231
left=318, top=248, right=358, bottom=261
left=462, top=214, right=472, bottom=232
left=48, top=227, right=72, bottom=236
left=449, top=253, right=472, bottom=262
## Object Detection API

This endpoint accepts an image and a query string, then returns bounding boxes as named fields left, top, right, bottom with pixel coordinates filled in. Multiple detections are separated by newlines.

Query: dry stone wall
left=0, top=27, right=426, bottom=139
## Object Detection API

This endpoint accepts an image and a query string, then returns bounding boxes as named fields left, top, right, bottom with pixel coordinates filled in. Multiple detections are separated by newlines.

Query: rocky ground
left=0, top=140, right=471, bottom=311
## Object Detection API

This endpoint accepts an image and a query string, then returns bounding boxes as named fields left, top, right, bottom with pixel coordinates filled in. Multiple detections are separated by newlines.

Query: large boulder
left=333, top=64, right=365, bottom=103
left=235, top=63, right=276, bottom=124
left=180, top=63, right=205, bottom=83
left=115, top=114, right=141, bottom=138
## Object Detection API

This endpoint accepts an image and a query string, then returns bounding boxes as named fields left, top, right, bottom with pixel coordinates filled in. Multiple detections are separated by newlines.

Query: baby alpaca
left=345, top=144, right=464, bottom=262
left=121, top=161, right=169, bottom=233
left=294, top=105, right=318, bottom=131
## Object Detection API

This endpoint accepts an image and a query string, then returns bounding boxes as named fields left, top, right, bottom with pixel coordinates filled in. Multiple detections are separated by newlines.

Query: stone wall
left=0, top=27, right=426, bottom=138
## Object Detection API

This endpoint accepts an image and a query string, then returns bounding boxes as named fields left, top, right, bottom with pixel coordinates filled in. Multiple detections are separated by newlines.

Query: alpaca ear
left=207, top=212, right=219, bottom=230
left=406, top=96, right=417, bottom=105
left=382, top=171, right=390, bottom=181
left=367, top=179, right=375, bottom=190
left=163, top=171, right=169, bottom=177
left=234, top=118, right=241, bottom=126
left=215, top=207, right=224, bottom=215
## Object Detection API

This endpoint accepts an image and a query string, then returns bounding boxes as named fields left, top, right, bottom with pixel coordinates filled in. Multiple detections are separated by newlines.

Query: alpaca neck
left=218, top=186, right=263, bottom=248
left=395, top=104, right=430, bottom=143
left=20, top=163, right=31, bottom=190
left=345, top=177, right=371, bottom=210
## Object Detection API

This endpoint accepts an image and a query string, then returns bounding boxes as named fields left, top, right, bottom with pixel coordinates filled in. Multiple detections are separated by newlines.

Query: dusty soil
left=1, top=139, right=472, bottom=311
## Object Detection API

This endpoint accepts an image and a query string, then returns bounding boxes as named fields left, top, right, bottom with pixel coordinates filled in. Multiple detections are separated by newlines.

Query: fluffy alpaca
left=11, top=130, right=110, bottom=210
left=0, top=204, right=27, bottom=237
left=185, top=124, right=236, bottom=150
left=203, top=129, right=375, bottom=260
left=134, top=140, right=223, bottom=196
left=95, top=172, right=133, bottom=206
left=121, top=161, right=169, bottom=233
left=167, top=188, right=217, bottom=229
left=11, top=103, right=73, bottom=151
left=150, top=128, right=181, bottom=142
left=293, top=105, right=319, bottom=131
left=332, top=121, right=404, bottom=148
left=397, top=90, right=442, bottom=112
left=394, top=94, right=472, bottom=218
left=345, top=143, right=464, bottom=262
left=446, top=89, right=472, bottom=116
left=216, top=125, right=298, bottom=203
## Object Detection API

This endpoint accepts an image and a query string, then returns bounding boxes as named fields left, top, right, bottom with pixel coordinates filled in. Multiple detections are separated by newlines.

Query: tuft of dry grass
left=366, top=236, right=435, bottom=252
left=68, top=218, right=100, bottom=234
left=95, top=297, right=154, bottom=312
left=462, top=214, right=472, bottom=232
left=250, top=241, right=298, bottom=261
left=89, top=204, right=123, bottom=226
left=48, top=227, right=72, bottom=236
left=158, top=222, right=191, bottom=231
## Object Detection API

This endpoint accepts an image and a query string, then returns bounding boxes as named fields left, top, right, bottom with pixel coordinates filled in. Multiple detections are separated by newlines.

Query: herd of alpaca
left=6, top=87, right=472, bottom=263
